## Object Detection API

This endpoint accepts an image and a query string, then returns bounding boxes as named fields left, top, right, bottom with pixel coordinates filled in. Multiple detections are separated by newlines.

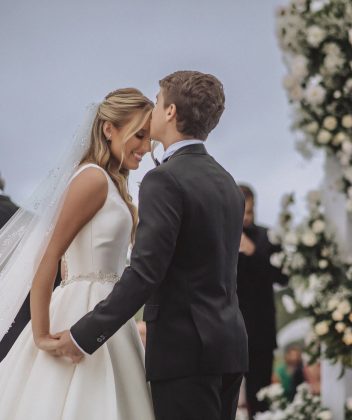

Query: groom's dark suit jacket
left=71, top=144, right=248, bottom=381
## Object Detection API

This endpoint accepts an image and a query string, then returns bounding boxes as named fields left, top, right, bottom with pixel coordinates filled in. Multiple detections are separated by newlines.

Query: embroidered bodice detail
left=60, top=164, right=132, bottom=287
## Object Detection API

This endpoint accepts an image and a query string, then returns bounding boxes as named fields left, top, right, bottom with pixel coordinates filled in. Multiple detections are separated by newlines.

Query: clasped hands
left=35, top=330, right=84, bottom=364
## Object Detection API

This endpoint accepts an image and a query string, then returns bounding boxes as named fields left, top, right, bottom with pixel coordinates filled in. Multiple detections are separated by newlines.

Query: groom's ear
left=166, top=103, right=177, bottom=122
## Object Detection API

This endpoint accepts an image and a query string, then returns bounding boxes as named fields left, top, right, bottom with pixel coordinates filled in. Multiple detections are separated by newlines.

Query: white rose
left=318, top=259, right=328, bottom=269
left=301, top=230, right=318, bottom=246
left=291, top=55, right=309, bottom=79
left=293, top=0, right=307, bottom=12
left=317, top=130, right=332, bottom=144
left=289, top=85, right=304, bottom=101
left=317, top=410, right=332, bottom=420
left=346, top=397, right=352, bottom=410
left=323, top=116, right=338, bottom=131
left=342, top=140, right=352, bottom=155
left=315, top=320, right=329, bottom=336
left=343, top=329, right=352, bottom=345
left=342, top=115, right=352, bottom=129
left=324, top=54, right=345, bottom=73
left=270, top=252, right=285, bottom=268
left=328, top=296, right=340, bottom=311
left=305, top=84, right=326, bottom=106
left=284, top=231, right=299, bottom=245
left=343, top=167, right=352, bottom=183
left=268, top=229, right=281, bottom=245
left=310, top=0, right=328, bottom=13
left=307, top=25, right=326, bottom=47
left=339, top=151, right=351, bottom=167
left=335, top=322, right=346, bottom=333
left=333, top=132, right=348, bottom=145
left=337, top=300, right=351, bottom=315
left=312, top=219, right=325, bottom=233
left=291, top=253, right=305, bottom=269
left=305, top=121, right=319, bottom=134
left=282, top=295, right=296, bottom=314
left=332, top=310, right=344, bottom=321
left=334, top=90, right=342, bottom=99
left=344, top=78, right=352, bottom=93
left=301, top=289, right=316, bottom=307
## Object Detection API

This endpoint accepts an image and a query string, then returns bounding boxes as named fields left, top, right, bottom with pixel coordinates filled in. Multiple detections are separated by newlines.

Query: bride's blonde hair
left=80, top=88, right=154, bottom=241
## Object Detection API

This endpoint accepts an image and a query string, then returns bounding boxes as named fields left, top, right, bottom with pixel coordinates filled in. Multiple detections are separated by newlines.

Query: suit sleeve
left=70, top=168, right=183, bottom=354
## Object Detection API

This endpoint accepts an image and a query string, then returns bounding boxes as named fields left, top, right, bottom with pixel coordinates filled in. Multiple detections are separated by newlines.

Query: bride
left=0, top=88, right=155, bottom=419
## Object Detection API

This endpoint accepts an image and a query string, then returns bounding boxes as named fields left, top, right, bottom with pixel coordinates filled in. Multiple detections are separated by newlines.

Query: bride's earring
left=106, top=134, right=112, bottom=144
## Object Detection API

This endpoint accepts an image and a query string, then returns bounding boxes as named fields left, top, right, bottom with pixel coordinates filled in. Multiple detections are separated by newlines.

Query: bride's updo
left=80, top=88, right=154, bottom=241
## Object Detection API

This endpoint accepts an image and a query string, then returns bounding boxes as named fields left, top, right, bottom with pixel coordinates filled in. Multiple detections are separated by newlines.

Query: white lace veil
left=0, top=103, right=99, bottom=341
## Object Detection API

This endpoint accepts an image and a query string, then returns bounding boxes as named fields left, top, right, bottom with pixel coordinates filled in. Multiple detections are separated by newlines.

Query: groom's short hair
left=159, top=70, right=225, bottom=140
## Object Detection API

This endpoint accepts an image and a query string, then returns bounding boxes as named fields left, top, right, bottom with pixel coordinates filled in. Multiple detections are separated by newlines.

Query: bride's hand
left=35, top=334, right=61, bottom=355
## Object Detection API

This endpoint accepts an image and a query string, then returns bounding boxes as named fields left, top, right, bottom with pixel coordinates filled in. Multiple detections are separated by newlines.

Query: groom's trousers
left=150, top=373, right=243, bottom=420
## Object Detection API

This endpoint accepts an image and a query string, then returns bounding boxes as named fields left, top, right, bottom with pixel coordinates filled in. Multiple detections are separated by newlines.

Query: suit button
left=97, top=337, right=102, bottom=343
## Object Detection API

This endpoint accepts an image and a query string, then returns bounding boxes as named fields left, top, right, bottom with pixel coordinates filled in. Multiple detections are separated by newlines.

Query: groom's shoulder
left=140, top=165, right=181, bottom=191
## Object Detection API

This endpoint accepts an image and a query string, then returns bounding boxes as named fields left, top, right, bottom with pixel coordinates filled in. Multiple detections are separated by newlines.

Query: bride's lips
left=133, top=152, right=143, bottom=162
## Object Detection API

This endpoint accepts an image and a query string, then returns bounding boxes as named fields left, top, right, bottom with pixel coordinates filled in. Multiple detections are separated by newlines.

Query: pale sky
left=0, top=0, right=324, bottom=226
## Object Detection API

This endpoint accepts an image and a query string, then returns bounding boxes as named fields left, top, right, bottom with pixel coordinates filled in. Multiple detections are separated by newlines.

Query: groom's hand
left=52, top=330, right=85, bottom=364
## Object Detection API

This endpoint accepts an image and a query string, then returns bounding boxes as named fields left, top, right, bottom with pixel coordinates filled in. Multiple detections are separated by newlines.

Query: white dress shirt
left=161, top=139, right=204, bottom=163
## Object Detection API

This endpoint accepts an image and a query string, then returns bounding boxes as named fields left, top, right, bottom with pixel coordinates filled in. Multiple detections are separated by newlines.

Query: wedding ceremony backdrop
left=0, top=0, right=352, bottom=419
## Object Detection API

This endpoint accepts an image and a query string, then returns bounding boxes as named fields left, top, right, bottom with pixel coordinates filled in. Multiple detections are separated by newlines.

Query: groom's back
left=143, top=144, right=248, bottom=381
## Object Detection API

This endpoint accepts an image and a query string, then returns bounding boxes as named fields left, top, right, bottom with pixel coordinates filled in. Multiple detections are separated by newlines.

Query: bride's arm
left=30, top=168, right=108, bottom=350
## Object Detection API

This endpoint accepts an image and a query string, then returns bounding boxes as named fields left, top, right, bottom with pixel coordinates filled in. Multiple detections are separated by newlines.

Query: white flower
left=343, top=328, right=352, bottom=345
left=332, top=310, right=344, bottom=321
left=310, top=0, right=329, bottom=13
left=270, top=252, right=285, bottom=268
left=307, top=25, right=326, bottom=47
left=304, top=84, right=326, bottom=106
left=337, top=300, right=351, bottom=315
left=342, top=140, right=352, bottom=155
left=333, top=132, right=348, bottom=145
left=317, top=130, right=332, bottom=144
left=343, top=167, right=352, bottom=183
left=346, top=397, right=352, bottom=410
left=284, top=231, right=299, bottom=245
left=323, top=116, right=337, bottom=131
left=317, top=410, right=332, bottom=420
left=283, top=74, right=298, bottom=90
left=349, top=29, right=352, bottom=46
left=282, top=294, right=296, bottom=314
left=254, top=412, right=272, bottom=420
left=301, top=230, right=318, bottom=247
left=342, top=115, right=352, bottom=129
left=268, top=229, right=281, bottom=245
left=319, top=259, right=328, bottom=269
left=301, top=289, right=316, bottom=307
left=291, top=253, right=306, bottom=269
left=290, top=55, right=309, bottom=79
left=305, top=121, right=319, bottom=134
left=335, top=322, right=346, bottom=333
left=312, top=219, right=325, bottom=233
left=327, top=297, right=340, bottom=311
left=315, top=320, right=329, bottom=335
left=292, top=0, right=307, bottom=12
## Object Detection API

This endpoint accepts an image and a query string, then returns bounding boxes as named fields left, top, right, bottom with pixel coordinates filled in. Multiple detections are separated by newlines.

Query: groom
left=55, top=71, right=248, bottom=420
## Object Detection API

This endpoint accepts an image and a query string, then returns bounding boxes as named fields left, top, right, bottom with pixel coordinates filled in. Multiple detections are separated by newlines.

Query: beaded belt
left=60, top=271, right=120, bottom=288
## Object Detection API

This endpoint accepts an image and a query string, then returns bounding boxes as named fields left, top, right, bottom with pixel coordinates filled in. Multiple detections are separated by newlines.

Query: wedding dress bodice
left=61, top=164, right=132, bottom=286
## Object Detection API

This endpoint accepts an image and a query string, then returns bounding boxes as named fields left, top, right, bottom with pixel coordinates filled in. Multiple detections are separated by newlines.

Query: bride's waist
left=60, top=271, right=121, bottom=288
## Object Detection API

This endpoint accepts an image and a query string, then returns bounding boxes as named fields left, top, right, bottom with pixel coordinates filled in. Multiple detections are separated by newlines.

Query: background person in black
left=0, top=173, right=61, bottom=362
left=237, top=184, right=288, bottom=419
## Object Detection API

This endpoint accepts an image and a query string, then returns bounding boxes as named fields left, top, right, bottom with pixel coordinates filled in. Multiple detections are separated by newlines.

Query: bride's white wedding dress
left=0, top=163, right=155, bottom=420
